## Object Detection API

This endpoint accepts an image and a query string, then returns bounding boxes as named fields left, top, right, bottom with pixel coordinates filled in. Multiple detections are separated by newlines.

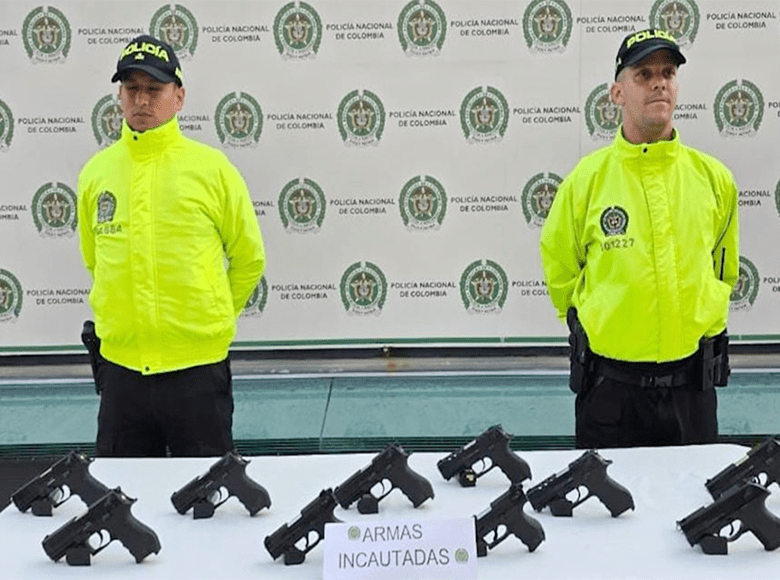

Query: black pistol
left=474, top=483, right=545, bottom=556
left=526, top=450, right=635, bottom=517
left=264, top=488, right=341, bottom=565
left=705, top=437, right=780, bottom=499
left=333, top=442, right=434, bottom=514
left=437, top=424, right=532, bottom=487
left=171, top=451, right=271, bottom=518
left=567, top=307, right=594, bottom=394
left=12, top=450, right=110, bottom=516
left=678, top=481, right=780, bottom=554
left=81, top=320, right=102, bottom=393
left=42, top=487, right=161, bottom=566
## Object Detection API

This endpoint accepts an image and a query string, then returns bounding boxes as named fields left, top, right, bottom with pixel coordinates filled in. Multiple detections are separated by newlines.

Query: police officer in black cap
left=77, top=36, right=265, bottom=457
left=540, top=29, right=739, bottom=448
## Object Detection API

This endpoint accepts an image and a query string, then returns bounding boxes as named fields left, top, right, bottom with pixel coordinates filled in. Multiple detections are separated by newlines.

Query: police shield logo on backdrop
left=714, top=80, right=764, bottom=138
left=522, top=173, right=562, bottom=228
left=22, top=6, right=71, bottom=63
left=460, top=259, right=508, bottom=314
left=32, top=182, right=77, bottom=238
left=337, top=90, right=386, bottom=147
left=586, top=83, right=621, bottom=141
left=150, top=3, right=198, bottom=59
left=91, top=95, right=123, bottom=147
left=397, top=0, right=447, bottom=57
left=523, top=0, right=573, bottom=53
left=278, top=178, right=327, bottom=233
left=730, top=256, right=759, bottom=312
left=0, top=98, right=14, bottom=152
left=274, top=1, right=322, bottom=59
left=775, top=177, right=780, bottom=219
left=242, top=277, right=269, bottom=318
left=340, top=262, right=388, bottom=315
left=649, top=0, right=699, bottom=47
left=0, top=269, right=23, bottom=322
left=460, top=86, right=509, bottom=144
left=399, top=175, right=447, bottom=230
left=215, top=92, right=263, bottom=148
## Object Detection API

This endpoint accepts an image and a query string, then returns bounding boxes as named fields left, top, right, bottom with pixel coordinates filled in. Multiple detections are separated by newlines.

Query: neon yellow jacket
left=78, top=117, right=265, bottom=374
left=540, top=128, right=738, bottom=363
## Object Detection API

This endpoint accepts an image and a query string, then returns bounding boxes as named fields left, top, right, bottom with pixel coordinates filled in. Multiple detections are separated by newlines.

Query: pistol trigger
left=89, top=529, right=112, bottom=554
left=492, top=525, right=508, bottom=545
left=209, top=487, right=230, bottom=507
left=371, top=479, right=392, bottom=500
left=570, top=486, right=589, bottom=508
left=475, top=458, right=492, bottom=477
left=306, top=530, right=321, bottom=550
left=724, top=520, right=746, bottom=542
left=49, top=486, right=67, bottom=506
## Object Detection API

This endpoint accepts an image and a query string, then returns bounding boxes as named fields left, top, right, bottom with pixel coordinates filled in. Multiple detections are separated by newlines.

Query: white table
left=1, top=444, right=776, bottom=579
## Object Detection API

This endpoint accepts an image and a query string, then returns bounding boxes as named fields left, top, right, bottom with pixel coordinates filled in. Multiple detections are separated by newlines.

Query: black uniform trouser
left=575, top=372, right=718, bottom=449
left=95, top=358, right=234, bottom=457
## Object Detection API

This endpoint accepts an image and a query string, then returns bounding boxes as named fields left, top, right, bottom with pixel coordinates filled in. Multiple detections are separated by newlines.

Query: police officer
left=77, top=36, right=265, bottom=457
left=540, top=29, right=739, bottom=448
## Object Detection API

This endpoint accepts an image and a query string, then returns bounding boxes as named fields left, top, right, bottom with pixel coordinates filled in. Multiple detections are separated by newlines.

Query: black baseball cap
left=615, top=28, right=685, bottom=80
left=111, top=35, right=183, bottom=86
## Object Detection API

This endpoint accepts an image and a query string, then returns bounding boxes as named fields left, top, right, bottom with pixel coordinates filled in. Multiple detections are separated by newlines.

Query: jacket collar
left=614, top=125, right=680, bottom=159
left=121, top=116, right=181, bottom=160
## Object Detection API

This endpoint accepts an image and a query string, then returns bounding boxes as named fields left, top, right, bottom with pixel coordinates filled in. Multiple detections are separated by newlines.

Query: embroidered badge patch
left=97, top=191, right=117, bottom=223
left=600, top=206, right=628, bottom=236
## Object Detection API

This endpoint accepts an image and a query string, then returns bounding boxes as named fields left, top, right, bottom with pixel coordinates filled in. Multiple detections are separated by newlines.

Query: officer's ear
left=610, top=81, right=623, bottom=106
left=174, top=85, right=186, bottom=113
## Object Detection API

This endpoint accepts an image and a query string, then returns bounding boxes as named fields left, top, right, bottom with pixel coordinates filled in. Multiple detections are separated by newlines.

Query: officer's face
left=118, top=70, right=185, bottom=133
left=611, top=50, right=679, bottom=143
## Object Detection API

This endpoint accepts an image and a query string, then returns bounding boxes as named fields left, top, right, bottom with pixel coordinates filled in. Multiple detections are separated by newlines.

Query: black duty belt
left=592, top=355, right=698, bottom=389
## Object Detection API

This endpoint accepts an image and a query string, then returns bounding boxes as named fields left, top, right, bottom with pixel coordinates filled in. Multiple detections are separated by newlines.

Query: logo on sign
left=585, top=83, right=621, bottom=141
left=730, top=256, right=759, bottom=311
left=399, top=175, right=447, bottom=230
left=0, top=269, right=23, bottom=322
left=22, top=6, right=71, bottom=63
left=215, top=92, right=263, bottom=147
left=523, top=0, right=573, bottom=53
left=274, top=2, right=322, bottom=59
left=460, top=259, right=508, bottom=313
left=340, top=261, right=388, bottom=315
left=150, top=3, right=198, bottom=59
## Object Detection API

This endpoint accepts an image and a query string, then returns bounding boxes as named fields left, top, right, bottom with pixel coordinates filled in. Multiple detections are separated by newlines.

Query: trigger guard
left=724, top=521, right=745, bottom=542
left=90, top=529, right=112, bottom=554
left=474, top=458, right=493, bottom=477
left=570, top=487, right=588, bottom=508
left=208, top=488, right=230, bottom=507
left=372, top=480, right=392, bottom=501
left=50, top=486, right=69, bottom=507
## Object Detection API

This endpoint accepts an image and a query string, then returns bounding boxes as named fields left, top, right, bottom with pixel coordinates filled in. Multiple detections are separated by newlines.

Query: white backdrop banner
left=1, top=0, right=779, bottom=353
